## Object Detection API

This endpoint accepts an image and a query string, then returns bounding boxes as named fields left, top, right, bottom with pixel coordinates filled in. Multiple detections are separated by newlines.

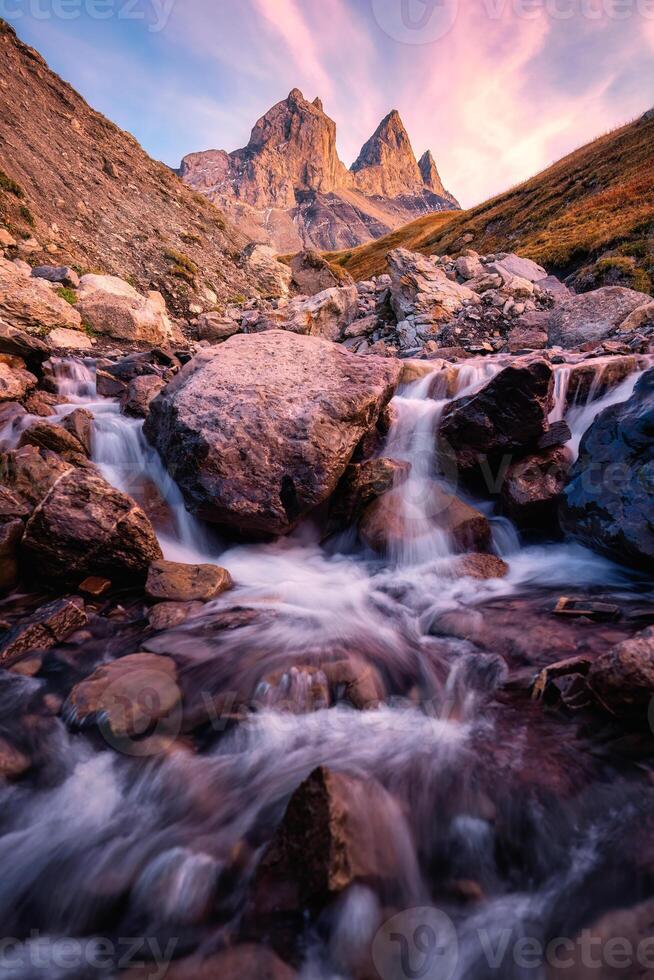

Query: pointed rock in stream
left=144, top=331, right=401, bottom=537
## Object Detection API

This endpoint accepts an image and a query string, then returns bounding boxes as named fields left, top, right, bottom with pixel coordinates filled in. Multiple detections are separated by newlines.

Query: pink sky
left=9, top=0, right=654, bottom=207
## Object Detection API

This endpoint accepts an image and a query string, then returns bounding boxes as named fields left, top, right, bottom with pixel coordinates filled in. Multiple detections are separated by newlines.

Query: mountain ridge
left=180, top=89, right=459, bottom=253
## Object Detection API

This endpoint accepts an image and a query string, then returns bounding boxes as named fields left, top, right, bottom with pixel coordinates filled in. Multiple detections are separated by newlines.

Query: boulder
left=455, top=254, right=484, bottom=280
left=587, top=627, right=654, bottom=715
left=61, top=408, right=94, bottom=455
left=328, top=457, right=409, bottom=531
left=564, top=355, right=639, bottom=409
left=76, top=274, right=175, bottom=344
left=439, top=360, right=554, bottom=479
left=148, top=601, right=204, bottom=631
left=0, top=258, right=82, bottom=333
left=0, top=322, right=50, bottom=373
left=359, top=485, right=491, bottom=555
left=31, top=265, right=80, bottom=289
left=254, top=285, right=359, bottom=342
left=18, top=420, right=87, bottom=460
left=47, top=327, right=93, bottom=350
left=0, top=361, right=37, bottom=402
left=144, top=331, right=401, bottom=536
left=197, top=311, right=241, bottom=342
left=617, top=300, right=654, bottom=336
left=244, top=244, right=292, bottom=299
left=252, top=766, right=410, bottom=916
left=0, top=597, right=87, bottom=668
left=548, top=287, right=652, bottom=349
left=388, top=248, right=475, bottom=324
left=501, top=447, right=572, bottom=531
left=145, top=560, right=233, bottom=602
left=491, top=254, right=547, bottom=283
left=65, top=652, right=180, bottom=738
left=19, top=460, right=162, bottom=583
left=120, top=375, right=165, bottom=419
left=560, top=369, right=654, bottom=569
left=0, top=445, right=72, bottom=510
left=290, top=249, right=353, bottom=295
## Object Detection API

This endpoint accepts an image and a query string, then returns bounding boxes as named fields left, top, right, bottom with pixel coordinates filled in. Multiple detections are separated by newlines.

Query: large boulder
left=491, top=253, right=547, bottom=283
left=0, top=322, right=50, bottom=373
left=0, top=258, right=82, bottom=334
left=548, top=287, right=652, bottom=349
left=145, top=331, right=400, bottom=536
left=560, top=368, right=654, bottom=569
left=588, top=626, right=654, bottom=715
left=388, top=248, right=475, bottom=323
left=0, top=361, right=37, bottom=402
left=290, top=249, right=353, bottom=295
left=243, top=244, right=292, bottom=299
left=1, top=446, right=162, bottom=583
left=253, top=285, right=359, bottom=342
left=76, top=274, right=176, bottom=344
left=439, top=360, right=554, bottom=481
left=120, top=375, right=165, bottom=419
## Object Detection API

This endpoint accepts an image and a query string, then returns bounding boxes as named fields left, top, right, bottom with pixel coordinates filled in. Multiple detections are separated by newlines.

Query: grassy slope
left=325, top=114, right=654, bottom=287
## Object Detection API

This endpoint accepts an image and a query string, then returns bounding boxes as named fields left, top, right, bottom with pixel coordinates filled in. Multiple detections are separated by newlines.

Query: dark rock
left=18, top=419, right=87, bottom=459
left=120, top=375, right=165, bottom=419
left=0, top=596, right=87, bottom=667
left=0, top=323, right=50, bottom=373
left=588, top=626, right=654, bottom=714
left=0, top=445, right=73, bottom=510
left=31, top=265, right=80, bottom=289
left=145, top=560, right=233, bottom=603
left=148, top=601, right=204, bottom=631
left=122, top=945, right=296, bottom=980
left=145, top=331, right=401, bottom=537
left=0, top=518, right=23, bottom=593
left=501, top=447, right=572, bottom=531
left=328, top=456, right=410, bottom=531
left=61, top=408, right=93, bottom=455
left=537, top=420, right=571, bottom=451
left=560, top=369, right=654, bottom=568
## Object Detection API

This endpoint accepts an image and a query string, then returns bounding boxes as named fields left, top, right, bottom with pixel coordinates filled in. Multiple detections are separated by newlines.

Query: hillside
left=326, top=112, right=654, bottom=291
left=0, top=19, right=262, bottom=317
left=180, top=91, right=459, bottom=253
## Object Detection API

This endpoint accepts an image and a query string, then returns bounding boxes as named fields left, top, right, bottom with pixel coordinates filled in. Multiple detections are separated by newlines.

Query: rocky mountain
left=327, top=108, right=654, bottom=291
left=180, top=90, right=459, bottom=252
left=0, top=19, right=271, bottom=318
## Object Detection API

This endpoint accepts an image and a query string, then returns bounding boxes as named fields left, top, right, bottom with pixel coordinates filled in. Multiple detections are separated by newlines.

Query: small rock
left=146, top=559, right=233, bottom=602
left=31, top=265, right=80, bottom=289
left=0, top=596, right=87, bottom=668
left=48, top=327, right=93, bottom=350
left=78, top=576, right=112, bottom=597
left=120, top=375, right=165, bottom=418
left=148, top=601, right=204, bottom=631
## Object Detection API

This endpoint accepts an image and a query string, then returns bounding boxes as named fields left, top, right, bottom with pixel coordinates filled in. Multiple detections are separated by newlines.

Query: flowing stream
left=0, top=354, right=652, bottom=979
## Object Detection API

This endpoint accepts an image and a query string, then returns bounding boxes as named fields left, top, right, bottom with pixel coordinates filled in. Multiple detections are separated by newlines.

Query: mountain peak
left=350, top=109, right=421, bottom=198
left=287, top=87, right=305, bottom=104
left=419, top=150, right=459, bottom=207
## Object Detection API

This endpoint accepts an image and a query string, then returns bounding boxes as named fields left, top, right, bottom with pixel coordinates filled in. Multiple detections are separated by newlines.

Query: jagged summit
left=181, top=93, right=459, bottom=251
left=418, top=150, right=457, bottom=205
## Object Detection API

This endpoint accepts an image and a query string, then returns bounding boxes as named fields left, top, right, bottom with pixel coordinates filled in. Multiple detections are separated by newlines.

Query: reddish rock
left=549, top=287, right=652, bottom=349
left=18, top=419, right=87, bottom=459
left=0, top=737, right=31, bottom=780
left=501, top=447, right=572, bottom=530
left=0, top=596, right=87, bottom=668
left=328, top=456, right=410, bottom=531
left=145, top=560, right=233, bottom=603
left=61, top=408, right=94, bottom=455
left=588, top=626, right=654, bottom=714
left=0, top=518, right=23, bottom=593
left=144, top=332, right=401, bottom=537
left=452, top=554, right=509, bottom=579
left=0, top=361, right=37, bottom=402
left=120, top=375, right=165, bottom=419
left=148, top=601, right=204, bottom=631
left=290, top=250, right=353, bottom=295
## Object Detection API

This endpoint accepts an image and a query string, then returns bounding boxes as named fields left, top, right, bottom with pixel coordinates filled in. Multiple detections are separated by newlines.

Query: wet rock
left=76, top=274, right=175, bottom=344
left=252, top=766, right=411, bottom=916
left=120, top=375, right=165, bottom=419
left=65, top=652, right=180, bottom=738
left=549, top=287, right=652, bottom=349
left=96, top=369, right=127, bottom=398
left=501, top=447, right=572, bottom=531
left=0, top=361, right=37, bottom=402
left=0, top=596, right=87, bottom=668
left=78, top=575, right=112, bottom=597
left=547, top=898, right=654, bottom=979
left=360, top=485, right=491, bottom=555
left=508, top=326, right=548, bottom=352
left=0, top=257, right=82, bottom=333
left=537, top=420, right=572, bottom=451
left=145, top=331, right=401, bottom=536
left=453, top=554, right=509, bottom=579
left=0, top=737, right=31, bottom=780
left=61, top=407, right=93, bottom=455
left=560, top=369, right=654, bottom=568
left=148, top=600, right=204, bottom=631
left=565, top=355, right=638, bottom=408
left=328, top=456, right=409, bottom=530
left=0, top=518, right=23, bottom=593
left=290, top=249, right=353, bottom=295
left=22, top=390, right=59, bottom=417
left=21, top=465, right=162, bottom=584
left=322, top=657, right=384, bottom=709
left=588, top=626, right=654, bottom=713
left=18, top=419, right=87, bottom=459
left=0, top=445, right=73, bottom=510
left=145, top=560, right=233, bottom=603
left=31, top=265, right=80, bottom=288
left=439, top=359, right=554, bottom=481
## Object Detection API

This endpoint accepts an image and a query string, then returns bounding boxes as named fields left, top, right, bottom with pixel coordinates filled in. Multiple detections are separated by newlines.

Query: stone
left=589, top=627, right=654, bottom=714
left=0, top=518, right=23, bottom=593
left=0, top=229, right=16, bottom=248
left=359, top=485, right=491, bottom=555
left=20, top=463, right=162, bottom=584
left=439, top=359, right=554, bottom=479
left=196, top=312, right=241, bottom=342
left=0, top=361, right=37, bottom=402
left=120, top=375, right=165, bottom=419
left=343, top=314, right=377, bottom=339
left=547, top=898, right=654, bottom=979
left=122, top=946, right=295, bottom=980
left=61, top=408, right=94, bottom=455
left=455, top=254, right=484, bottom=280
left=243, top=244, right=292, bottom=298
left=0, top=737, right=30, bottom=780
left=144, top=331, right=401, bottom=536
left=0, top=445, right=72, bottom=510
left=617, top=300, right=654, bottom=335
left=508, top=327, right=548, bottom=352
left=47, top=327, right=93, bottom=350
left=254, top=285, right=359, bottom=342
left=388, top=249, right=475, bottom=325
left=76, top=274, right=175, bottom=344
left=506, top=276, right=534, bottom=299
left=561, top=369, right=654, bottom=569
left=290, top=249, right=353, bottom=295
left=452, top=554, right=509, bottom=579
left=500, top=447, right=572, bottom=530
left=328, top=456, right=409, bottom=530
left=18, top=419, right=87, bottom=459
left=564, top=355, right=638, bottom=408
left=0, top=322, right=50, bottom=373
left=145, top=560, right=233, bottom=602
left=0, top=597, right=87, bottom=668
left=148, top=601, right=204, bottom=631
left=548, top=287, right=652, bottom=349
left=252, top=766, right=410, bottom=916
left=0, top=258, right=82, bottom=333
left=65, top=652, right=180, bottom=738
left=78, top=575, right=112, bottom=597
left=490, top=254, right=547, bottom=283
left=31, top=265, right=80, bottom=288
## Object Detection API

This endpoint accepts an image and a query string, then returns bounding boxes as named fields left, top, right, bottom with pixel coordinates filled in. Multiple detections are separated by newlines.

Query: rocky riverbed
left=1, top=243, right=654, bottom=978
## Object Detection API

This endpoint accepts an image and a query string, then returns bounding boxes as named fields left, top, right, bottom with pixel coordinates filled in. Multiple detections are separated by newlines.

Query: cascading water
left=1, top=352, right=652, bottom=979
